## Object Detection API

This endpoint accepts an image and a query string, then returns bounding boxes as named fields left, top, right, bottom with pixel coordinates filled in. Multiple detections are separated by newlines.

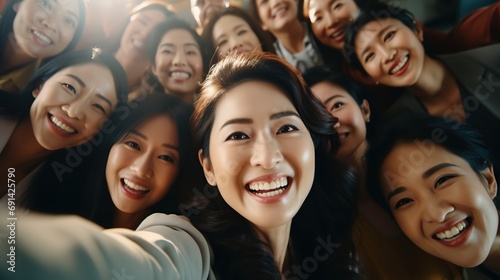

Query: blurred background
left=124, top=0, right=496, bottom=30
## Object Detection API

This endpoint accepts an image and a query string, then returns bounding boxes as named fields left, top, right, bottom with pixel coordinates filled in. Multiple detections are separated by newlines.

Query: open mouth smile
left=248, top=177, right=290, bottom=198
left=432, top=217, right=473, bottom=245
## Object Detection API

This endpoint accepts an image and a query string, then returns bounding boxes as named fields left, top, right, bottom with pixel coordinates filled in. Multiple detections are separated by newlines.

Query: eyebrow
left=66, top=74, right=113, bottom=108
left=160, top=43, right=200, bottom=49
left=96, top=94, right=113, bottom=108
left=386, top=163, right=458, bottom=201
left=359, top=24, right=393, bottom=59
left=129, top=131, right=179, bottom=151
left=322, top=94, right=344, bottom=108
left=66, top=74, right=85, bottom=87
left=220, top=110, right=300, bottom=130
left=422, top=163, right=458, bottom=179
left=387, top=186, right=407, bottom=202
left=214, top=24, right=245, bottom=43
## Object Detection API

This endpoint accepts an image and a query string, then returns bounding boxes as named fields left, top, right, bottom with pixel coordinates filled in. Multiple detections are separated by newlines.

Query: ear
left=361, top=99, right=371, bottom=123
left=198, top=149, right=216, bottom=186
left=481, top=165, right=497, bottom=199
left=32, top=83, right=44, bottom=98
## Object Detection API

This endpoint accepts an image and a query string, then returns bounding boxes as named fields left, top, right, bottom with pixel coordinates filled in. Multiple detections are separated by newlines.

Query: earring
left=375, top=81, right=379, bottom=85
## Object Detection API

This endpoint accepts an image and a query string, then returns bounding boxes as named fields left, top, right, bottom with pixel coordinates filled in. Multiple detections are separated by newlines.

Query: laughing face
left=200, top=81, right=315, bottom=229
left=118, top=9, right=169, bottom=60
left=310, top=81, right=369, bottom=162
left=380, top=142, right=498, bottom=267
left=12, top=0, right=80, bottom=58
left=354, top=18, right=425, bottom=87
left=106, top=114, right=180, bottom=214
left=256, top=0, right=298, bottom=32
left=212, top=15, right=263, bottom=61
left=30, top=63, right=118, bottom=150
left=152, top=29, right=204, bottom=101
left=308, top=0, right=359, bottom=50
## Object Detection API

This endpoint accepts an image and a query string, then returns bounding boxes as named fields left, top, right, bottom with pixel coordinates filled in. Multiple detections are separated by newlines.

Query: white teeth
left=272, top=6, right=287, bottom=18
left=50, top=115, right=76, bottom=134
left=435, top=221, right=467, bottom=240
left=390, top=55, right=409, bottom=74
left=132, top=39, right=144, bottom=49
left=123, top=179, right=149, bottom=192
left=249, top=177, right=288, bottom=191
left=33, top=30, right=51, bottom=45
left=339, top=134, right=347, bottom=140
left=170, top=72, right=190, bottom=79
left=332, top=31, right=342, bottom=38
left=253, top=188, right=285, bottom=197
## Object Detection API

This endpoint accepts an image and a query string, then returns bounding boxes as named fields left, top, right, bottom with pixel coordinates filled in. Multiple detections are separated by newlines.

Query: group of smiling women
left=0, top=0, right=499, bottom=279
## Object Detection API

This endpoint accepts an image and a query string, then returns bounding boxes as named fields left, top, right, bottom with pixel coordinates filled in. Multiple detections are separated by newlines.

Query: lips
left=32, top=30, right=52, bottom=45
left=48, top=114, right=77, bottom=135
left=389, top=55, right=409, bottom=75
left=272, top=4, right=288, bottom=19
left=433, top=217, right=471, bottom=241
left=169, top=71, right=191, bottom=79
left=120, top=178, right=150, bottom=200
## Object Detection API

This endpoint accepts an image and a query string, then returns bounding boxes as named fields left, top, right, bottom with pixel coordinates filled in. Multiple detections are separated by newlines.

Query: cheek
left=190, top=58, right=204, bottom=80
left=105, top=148, right=122, bottom=186
left=211, top=146, right=249, bottom=187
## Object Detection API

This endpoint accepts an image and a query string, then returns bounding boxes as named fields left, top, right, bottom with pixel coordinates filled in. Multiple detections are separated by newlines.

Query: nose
left=422, top=200, right=455, bottom=223
left=39, top=14, right=56, bottom=30
left=324, top=13, right=338, bottom=28
left=379, top=47, right=396, bottom=64
left=250, top=135, right=284, bottom=169
left=172, top=51, right=187, bottom=66
left=61, top=101, right=85, bottom=120
left=228, top=36, right=243, bottom=52
left=130, top=153, right=154, bottom=178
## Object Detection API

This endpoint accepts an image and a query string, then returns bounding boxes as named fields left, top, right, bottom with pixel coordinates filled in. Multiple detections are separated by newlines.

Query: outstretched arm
left=0, top=213, right=214, bottom=280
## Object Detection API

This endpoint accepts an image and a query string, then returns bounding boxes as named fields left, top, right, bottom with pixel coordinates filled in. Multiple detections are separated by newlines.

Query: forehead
left=213, top=80, right=296, bottom=122
left=135, top=114, right=178, bottom=140
left=308, top=0, right=333, bottom=12
left=21, top=0, right=80, bottom=14
left=213, top=15, right=250, bottom=35
left=355, top=18, right=403, bottom=45
left=311, top=81, right=351, bottom=100
left=131, top=8, right=168, bottom=23
left=51, top=62, right=111, bottom=77
left=381, top=142, right=469, bottom=186
left=161, top=29, right=197, bottom=45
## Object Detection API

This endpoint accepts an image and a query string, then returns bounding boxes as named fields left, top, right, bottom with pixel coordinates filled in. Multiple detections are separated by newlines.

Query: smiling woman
left=133, top=17, right=208, bottom=104
left=189, top=52, right=358, bottom=279
left=366, top=116, right=500, bottom=278
left=0, top=48, right=128, bottom=207
left=0, top=0, right=86, bottom=92
left=76, top=93, right=195, bottom=229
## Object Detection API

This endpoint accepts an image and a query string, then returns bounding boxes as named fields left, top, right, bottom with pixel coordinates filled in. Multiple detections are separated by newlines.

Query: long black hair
left=189, top=52, right=359, bottom=279
left=0, top=0, right=86, bottom=64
